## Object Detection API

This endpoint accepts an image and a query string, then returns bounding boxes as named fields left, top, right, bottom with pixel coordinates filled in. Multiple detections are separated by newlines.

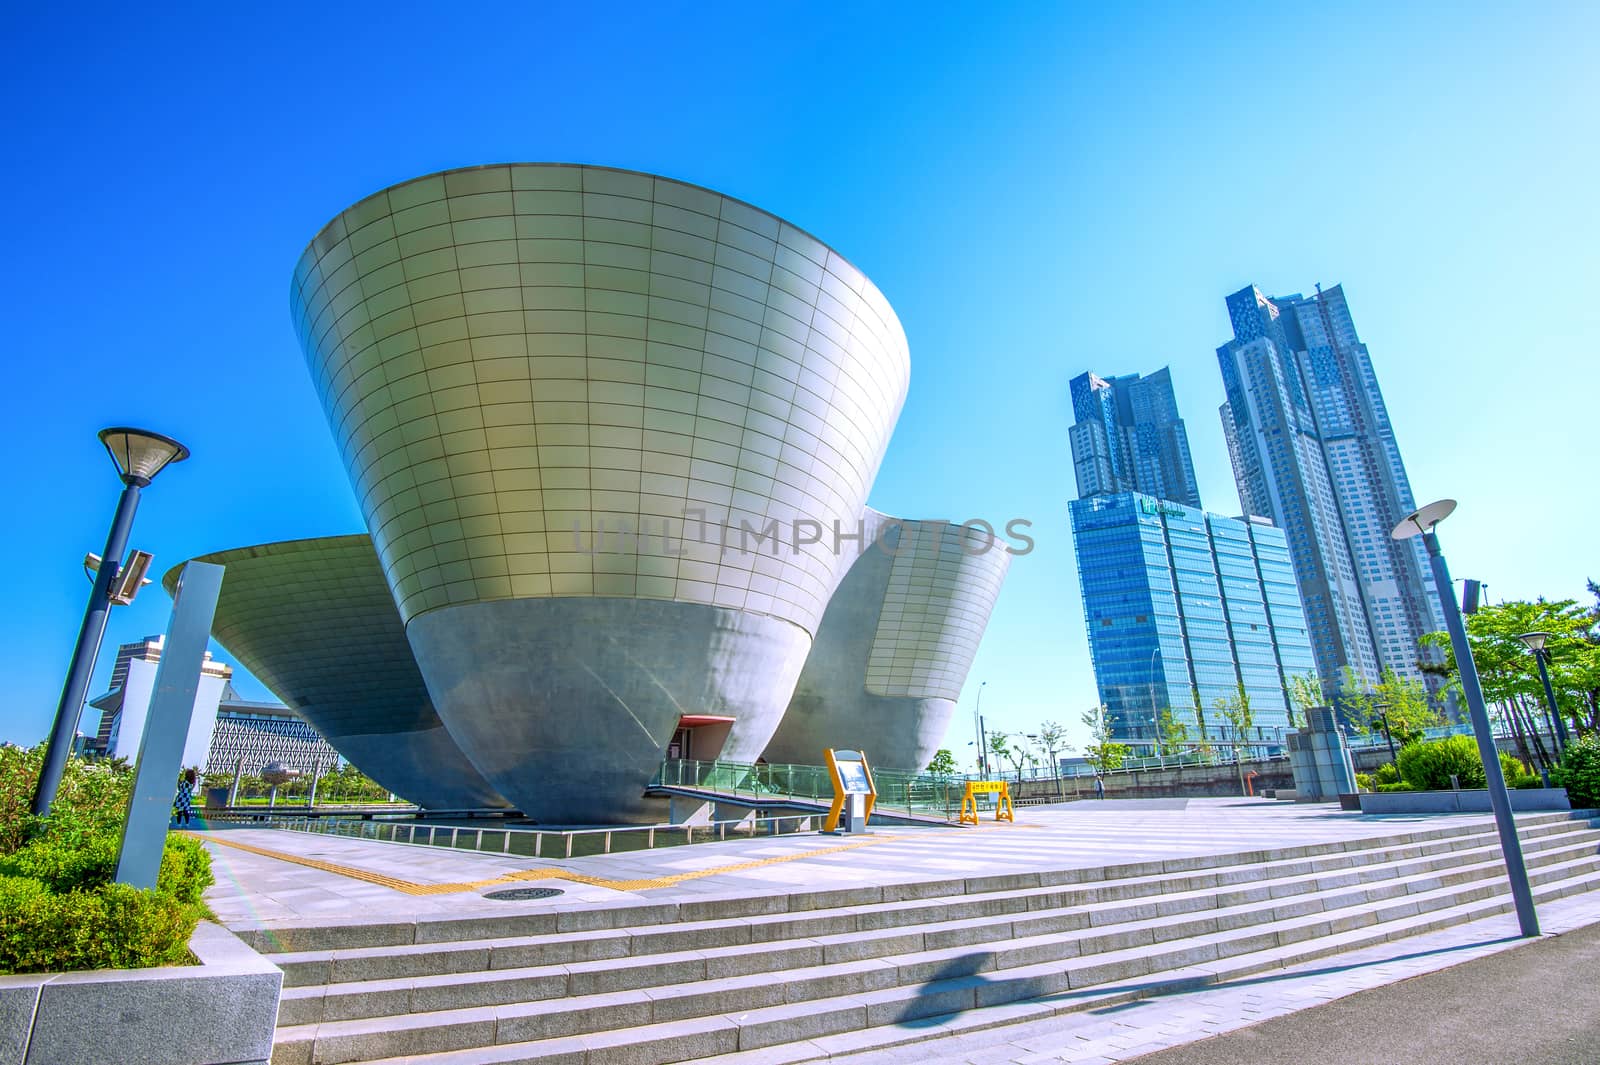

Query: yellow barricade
left=958, top=780, right=1014, bottom=824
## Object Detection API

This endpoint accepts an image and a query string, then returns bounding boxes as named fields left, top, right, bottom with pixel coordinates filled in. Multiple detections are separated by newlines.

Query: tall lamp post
left=973, top=681, right=989, bottom=775
left=31, top=428, right=189, bottom=818
left=1516, top=631, right=1570, bottom=756
left=1369, top=701, right=1398, bottom=769
left=1394, top=499, right=1538, bottom=937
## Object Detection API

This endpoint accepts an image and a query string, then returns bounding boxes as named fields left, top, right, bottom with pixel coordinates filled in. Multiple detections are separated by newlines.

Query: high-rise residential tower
left=1069, top=368, right=1202, bottom=508
left=1216, top=284, right=1443, bottom=694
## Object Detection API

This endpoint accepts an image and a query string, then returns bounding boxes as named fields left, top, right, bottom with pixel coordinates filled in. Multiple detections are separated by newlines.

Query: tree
left=1213, top=684, right=1255, bottom=754
left=1081, top=704, right=1130, bottom=773
left=1154, top=707, right=1188, bottom=756
left=1035, top=720, right=1071, bottom=788
left=1369, top=667, right=1442, bottom=745
left=1287, top=672, right=1325, bottom=729
left=986, top=732, right=1012, bottom=782
left=924, top=749, right=957, bottom=776
left=1421, top=596, right=1600, bottom=744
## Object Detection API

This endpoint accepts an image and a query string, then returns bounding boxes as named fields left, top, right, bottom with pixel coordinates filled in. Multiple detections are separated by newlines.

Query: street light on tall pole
left=1394, top=499, right=1538, bottom=937
left=1369, top=701, right=1398, bottom=769
left=1516, top=632, right=1570, bottom=755
left=973, top=681, right=989, bottom=775
left=31, top=428, right=189, bottom=819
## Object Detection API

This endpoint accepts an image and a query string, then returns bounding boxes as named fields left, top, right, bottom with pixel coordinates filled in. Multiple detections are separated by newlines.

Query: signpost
left=823, top=748, right=877, bottom=833
left=959, top=779, right=1015, bottom=824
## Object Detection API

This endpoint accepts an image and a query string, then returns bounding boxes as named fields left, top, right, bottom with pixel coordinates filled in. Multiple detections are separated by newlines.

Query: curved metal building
left=762, top=513, right=1011, bottom=771
left=291, top=164, right=910, bottom=821
left=164, top=536, right=508, bottom=810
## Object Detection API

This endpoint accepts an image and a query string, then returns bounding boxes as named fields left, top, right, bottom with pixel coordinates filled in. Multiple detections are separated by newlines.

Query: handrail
left=271, top=811, right=825, bottom=858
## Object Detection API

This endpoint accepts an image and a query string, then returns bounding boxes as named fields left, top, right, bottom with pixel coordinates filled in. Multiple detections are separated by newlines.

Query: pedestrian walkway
left=196, top=797, right=1580, bottom=936
left=819, top=886, right=1600, bottom=1065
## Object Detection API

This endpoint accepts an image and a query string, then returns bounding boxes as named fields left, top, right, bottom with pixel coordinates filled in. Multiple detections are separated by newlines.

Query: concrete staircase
left=252, top=811, right=1600, bottom=1065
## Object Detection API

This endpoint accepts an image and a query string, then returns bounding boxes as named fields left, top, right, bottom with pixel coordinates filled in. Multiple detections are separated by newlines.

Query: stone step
left=310, top=863, right=1600, bottom=1065
left=274, top=826, right=1600, bottom=1024
left=267, top=845, right=1600, bottom=1065
left=244, top=811, right=1593, bottom=957
left=269, top=816, right=1600, bottom=989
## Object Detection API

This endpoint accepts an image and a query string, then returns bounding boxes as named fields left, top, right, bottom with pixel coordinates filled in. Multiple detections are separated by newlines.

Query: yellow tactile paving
left=189, top=831, right=903, bottom=896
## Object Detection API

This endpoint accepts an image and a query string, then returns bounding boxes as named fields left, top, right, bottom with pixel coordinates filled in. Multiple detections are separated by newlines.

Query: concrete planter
left=0, top=921, right=281, bottom=1065
left=1359, top=788, right=1571, bottom=815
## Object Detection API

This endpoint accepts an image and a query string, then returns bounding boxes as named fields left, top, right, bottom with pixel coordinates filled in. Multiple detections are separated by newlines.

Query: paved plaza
left=196, top=798, right=1530, bottom=929
left=191, top=799, right=1600, bottom=1064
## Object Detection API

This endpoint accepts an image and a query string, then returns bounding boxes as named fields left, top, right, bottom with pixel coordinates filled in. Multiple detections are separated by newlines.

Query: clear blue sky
left=3, top=3, right=1596, bottom=763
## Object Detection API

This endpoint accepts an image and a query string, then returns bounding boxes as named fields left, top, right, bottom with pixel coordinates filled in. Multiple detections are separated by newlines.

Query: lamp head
left=98, top=427, right=189, bottom=487
left=1391, top=498, right=1457, bottom=541
left=1516, top=631, right=1553, bottom=653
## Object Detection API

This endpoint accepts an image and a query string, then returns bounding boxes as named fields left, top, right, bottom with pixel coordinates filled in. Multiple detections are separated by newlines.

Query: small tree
left=1287, top=672, right=1324, bottom=729
left=1035, top=720, right=1070, bottom=788
left=1081, top=704, right=1130, bottom=773
left=1154, top=707, right=1188, bottom=756
left=986, top=732, right=1011, bottom=780
left=925, top=749, right=957, bottom=776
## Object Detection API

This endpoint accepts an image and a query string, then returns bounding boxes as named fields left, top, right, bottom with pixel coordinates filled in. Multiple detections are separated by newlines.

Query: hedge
left=0, top=744, right=213, bottom=974
left=1554, top=735, right=1600, bottom=809
left=1397, top=735, right=1487, bottom=791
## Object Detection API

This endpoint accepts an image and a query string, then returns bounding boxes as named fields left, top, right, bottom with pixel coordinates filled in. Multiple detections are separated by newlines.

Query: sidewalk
left=822, top=888, right=1600, bottom=1065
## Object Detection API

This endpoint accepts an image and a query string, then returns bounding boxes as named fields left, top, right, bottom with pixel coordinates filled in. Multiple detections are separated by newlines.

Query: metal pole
left=974, top=682, right=987, bottom=775
left=1533, top=649, right=1570, bottom=754
left=1423, top=530, right=1539, bottom=937
left=978, top=714, right=991, bottom=778
left=1382, top=711, right=1398, bottom=767
left=32, top=482, right=142, bottom=817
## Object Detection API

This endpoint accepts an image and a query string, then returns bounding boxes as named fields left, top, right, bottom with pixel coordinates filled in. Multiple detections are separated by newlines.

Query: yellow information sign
left=959, top=780, right=1015, bottom=824
left=823, top=748, right=877, bottom=832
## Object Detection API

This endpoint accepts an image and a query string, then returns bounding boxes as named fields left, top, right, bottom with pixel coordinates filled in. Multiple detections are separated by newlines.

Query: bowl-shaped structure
left=291, top=164, right=909, bottom=821
left=762, top=513, right=1011, bottom=770
left=164, top=537, right=508, bottom=810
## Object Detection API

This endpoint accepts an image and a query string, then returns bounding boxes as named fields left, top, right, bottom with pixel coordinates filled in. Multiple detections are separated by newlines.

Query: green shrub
left=1397, top=735, right=1487, bottom=791
left=1377, top=781, right=1416, bottom=792
left=0, top=744, right=213, bottom=974
left=1510, top=774, right=1546, bottom=790
left=1554, top=735, right=1600, bottom=809
left=1355, top=772, right=1374, bottom=792
left=0, top=877, right=197, bottom=974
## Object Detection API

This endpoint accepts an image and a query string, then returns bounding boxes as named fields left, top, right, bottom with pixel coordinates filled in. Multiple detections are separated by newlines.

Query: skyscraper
left=1069, top=493, right=1315, bottom=747
left=1216, top=284, right=1443, bottom=695
left=1069, top=368, right=1202, bottom=508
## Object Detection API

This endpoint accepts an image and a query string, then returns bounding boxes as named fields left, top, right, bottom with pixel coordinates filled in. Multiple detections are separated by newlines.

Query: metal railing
left=270, top=812, right=824, bottom=858
left=650, top=759, right=965, bottom=820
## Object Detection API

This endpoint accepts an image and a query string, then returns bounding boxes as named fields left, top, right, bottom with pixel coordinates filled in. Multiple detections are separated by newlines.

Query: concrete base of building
left=407, top=596, right=811, bottom=824
left=329, top=724, right=512, bottom=811
left=0, top=921, right=281, bottom=1065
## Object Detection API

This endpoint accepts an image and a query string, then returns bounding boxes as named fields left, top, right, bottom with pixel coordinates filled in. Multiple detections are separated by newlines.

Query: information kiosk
left=822, top=748, right=877, bottom=834
left=958, top=779, right=1015, bottom=824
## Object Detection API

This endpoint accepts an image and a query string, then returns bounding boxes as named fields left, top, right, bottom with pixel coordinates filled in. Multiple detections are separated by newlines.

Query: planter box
left=1358, top=788, right=1571, bottom=815
left=0, top=921, right=281, bottom=1065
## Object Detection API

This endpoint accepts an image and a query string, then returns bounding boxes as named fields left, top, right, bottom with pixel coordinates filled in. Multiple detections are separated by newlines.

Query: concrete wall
left=0, top=922, right=281, bottom=1065
left=1006, top=759, right=1295, bottom=802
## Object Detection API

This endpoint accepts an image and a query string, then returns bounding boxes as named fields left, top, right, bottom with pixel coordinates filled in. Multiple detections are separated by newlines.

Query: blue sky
left=3, top=3, right=1596, bottom=763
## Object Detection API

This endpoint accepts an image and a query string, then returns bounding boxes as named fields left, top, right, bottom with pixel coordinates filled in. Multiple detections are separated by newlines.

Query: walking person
left=1093, top=773, right=1105, bottom=800
left=173, top=768, right=196, bottom=827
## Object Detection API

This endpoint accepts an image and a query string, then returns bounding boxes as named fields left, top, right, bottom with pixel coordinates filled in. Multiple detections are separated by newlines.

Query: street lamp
left=1369, top=701, right=1398, bottom=769
left=31, top=427, right=189, bottom=818
left=1394, top=499, right=1538, bottom=937
left=1516, top=631, right=1570, bottom=755
left=974, top=681, right=989, bottom=776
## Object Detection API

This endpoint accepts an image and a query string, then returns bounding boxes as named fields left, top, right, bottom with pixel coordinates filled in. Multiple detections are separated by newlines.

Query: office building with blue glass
left=1068, top=365, right=1316, bottom=749
left=1070, top=493, right=1315, bottom=748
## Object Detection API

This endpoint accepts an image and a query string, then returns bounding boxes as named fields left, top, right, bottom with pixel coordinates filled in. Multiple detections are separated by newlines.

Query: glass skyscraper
left=1069, top=368, right=1202, bottom=508
left=1216, top=284, right=1443, bottom=694
left=1070, top=493, right=1315, bottom=748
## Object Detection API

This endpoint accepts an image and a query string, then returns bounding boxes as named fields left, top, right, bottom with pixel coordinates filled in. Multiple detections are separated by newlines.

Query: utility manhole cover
left=482, top=887, right=565, bottom=901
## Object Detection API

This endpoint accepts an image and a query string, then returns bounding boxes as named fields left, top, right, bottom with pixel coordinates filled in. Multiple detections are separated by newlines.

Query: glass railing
left=650, top=759, right=966, bottom=820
